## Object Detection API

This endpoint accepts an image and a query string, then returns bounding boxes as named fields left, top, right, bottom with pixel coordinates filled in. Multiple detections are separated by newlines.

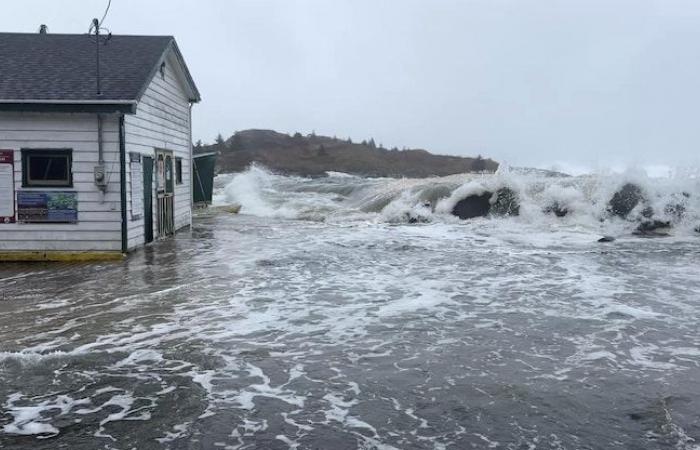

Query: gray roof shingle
left=0, top=32, right=200, bottom=106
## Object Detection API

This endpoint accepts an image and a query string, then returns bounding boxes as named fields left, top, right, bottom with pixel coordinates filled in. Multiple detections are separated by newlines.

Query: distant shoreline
left=195, top=129, right=499, bottom=178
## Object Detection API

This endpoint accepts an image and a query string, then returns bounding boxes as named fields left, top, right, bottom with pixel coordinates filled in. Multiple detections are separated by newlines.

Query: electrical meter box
left=94, top=165, right=107, bottom=190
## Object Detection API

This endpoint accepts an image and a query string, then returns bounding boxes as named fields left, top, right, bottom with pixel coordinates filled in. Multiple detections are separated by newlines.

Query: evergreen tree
left=214, top=133, right=226, bottom=154
left=369, top=138, right=376, bottom=148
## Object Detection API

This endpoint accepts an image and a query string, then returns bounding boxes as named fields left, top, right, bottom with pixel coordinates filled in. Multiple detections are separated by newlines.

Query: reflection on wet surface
left=1, top=214, right=700, bottom=449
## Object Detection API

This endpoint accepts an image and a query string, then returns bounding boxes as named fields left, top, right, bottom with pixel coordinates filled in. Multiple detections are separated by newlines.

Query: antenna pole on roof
left=93, top=18, right=101, bottom=96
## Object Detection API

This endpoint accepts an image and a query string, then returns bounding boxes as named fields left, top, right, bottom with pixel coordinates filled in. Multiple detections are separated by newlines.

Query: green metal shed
left=193, top=152, right=216, bottom=206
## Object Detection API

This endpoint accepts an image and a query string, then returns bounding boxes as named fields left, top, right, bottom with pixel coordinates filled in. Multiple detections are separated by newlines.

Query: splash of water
left=216, top=164, right=700, bottom=237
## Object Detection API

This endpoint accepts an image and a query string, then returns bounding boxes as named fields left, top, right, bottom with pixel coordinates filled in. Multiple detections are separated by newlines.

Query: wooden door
left=155, top=150, right=174, bottom=237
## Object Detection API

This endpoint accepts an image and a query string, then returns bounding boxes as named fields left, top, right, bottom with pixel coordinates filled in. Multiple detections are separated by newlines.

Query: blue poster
left=17, top=191, right=78, bottom=223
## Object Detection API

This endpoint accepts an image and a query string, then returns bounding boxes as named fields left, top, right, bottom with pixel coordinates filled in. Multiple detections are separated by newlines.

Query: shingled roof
left=0, top=32, right=200, bottom=113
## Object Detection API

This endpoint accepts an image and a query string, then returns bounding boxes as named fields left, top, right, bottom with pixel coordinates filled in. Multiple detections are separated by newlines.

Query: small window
left=22, top=149, right=72, bottom=187
left=175, top=158, right=183, bottom=184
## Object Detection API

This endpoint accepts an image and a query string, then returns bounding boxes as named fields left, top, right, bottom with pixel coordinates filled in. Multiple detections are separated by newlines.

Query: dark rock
left=543, top=202, right=568, bottom=217
left=451, top=192, right=492, bottom=219
left=607, top=183, right=645, bottom=218
left=451, top=187, right=520, bottom=219
left=491, top=187, right=520, bottom=216
left=664, top=203, right=686, bottom=221
left=641, top=206, right=655, bottom=219
left=598, top=236, right=616, bottom=243
left=633, top=220, right=671, bottom=237
left=664, top=192, right=691, bottom=222
left=694, top=226, right=700, bottom=234
left=405, top=213, right=430, bottom=224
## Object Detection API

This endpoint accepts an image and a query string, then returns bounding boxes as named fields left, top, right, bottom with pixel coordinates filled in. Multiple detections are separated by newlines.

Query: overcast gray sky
left=3, top=0, right=700, bottom=170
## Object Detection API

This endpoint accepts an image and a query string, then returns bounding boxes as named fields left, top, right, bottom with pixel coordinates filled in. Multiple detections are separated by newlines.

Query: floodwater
left=1, top=168, right=700, bottom=449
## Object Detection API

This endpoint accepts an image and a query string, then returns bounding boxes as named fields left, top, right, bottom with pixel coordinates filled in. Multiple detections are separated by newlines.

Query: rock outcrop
left=664, top=203, right=686, bottom=221
left=491, top=188, right=520, bottom=216
left=607, top=183, right=646, bottom=218
left=598, top=236, right=616, bottom=243
left=451, top=192, right=492, bottom=220
left=664, top=193, right=690, bottom=223
left=451, top=188, right=520, bottom=220
left=633, top=219, right=671, bottom=237
left=543, top=202, right=568, bottom=217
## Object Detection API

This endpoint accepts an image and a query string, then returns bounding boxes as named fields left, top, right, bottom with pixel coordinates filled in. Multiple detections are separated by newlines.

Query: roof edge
left=171, top=40, right=202, bottom=102
left=134, top=38, right=201, bottom=104
left=0, top=99, right=137, bottom=104
left=0, top=102, right=137, bottom=114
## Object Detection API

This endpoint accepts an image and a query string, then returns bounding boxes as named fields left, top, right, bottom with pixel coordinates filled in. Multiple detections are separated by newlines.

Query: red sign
left=0, top=150, right=16, bottom=223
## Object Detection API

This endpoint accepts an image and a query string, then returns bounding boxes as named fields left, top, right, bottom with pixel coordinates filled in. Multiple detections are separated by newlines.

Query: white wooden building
left=0, top=32, right=201, bottom=261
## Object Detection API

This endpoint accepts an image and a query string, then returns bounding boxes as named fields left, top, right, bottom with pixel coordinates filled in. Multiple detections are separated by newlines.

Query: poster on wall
left=0, top=150, right=15, bottom=223
left=130, top=153, right=143, bottom=220
left=156, top=155, right=165, bottom=192
left=17, top=191, right=78, bottom=223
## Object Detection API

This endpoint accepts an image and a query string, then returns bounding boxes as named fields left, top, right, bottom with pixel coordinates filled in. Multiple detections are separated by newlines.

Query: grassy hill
left=196, top=129, right=498, bottom=178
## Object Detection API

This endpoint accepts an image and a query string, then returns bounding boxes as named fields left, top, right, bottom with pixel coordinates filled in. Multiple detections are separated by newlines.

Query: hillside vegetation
left=196, top=129, right=498, bottom=178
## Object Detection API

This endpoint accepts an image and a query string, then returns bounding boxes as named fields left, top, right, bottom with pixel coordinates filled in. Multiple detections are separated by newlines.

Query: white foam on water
left=322, top=393, right=377, bottom=434
left=3, top=392, right=90, bottom=437
left=231, top=364, right=306, bottom=411
left=156, top=422, right=192, bottom=443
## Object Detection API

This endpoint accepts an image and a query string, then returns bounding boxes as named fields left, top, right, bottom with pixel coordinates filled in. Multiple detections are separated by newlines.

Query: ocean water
left=1, top=166, right=699, bottom=449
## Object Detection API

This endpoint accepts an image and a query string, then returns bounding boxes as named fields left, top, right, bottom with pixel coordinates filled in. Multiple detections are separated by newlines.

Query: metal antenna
left=90, top=0, right=112, bottom=96
left=93, top=18, right=101, bottom=96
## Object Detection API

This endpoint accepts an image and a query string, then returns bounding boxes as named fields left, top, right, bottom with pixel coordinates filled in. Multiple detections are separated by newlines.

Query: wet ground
left=1, top=213, right=700, bottom=449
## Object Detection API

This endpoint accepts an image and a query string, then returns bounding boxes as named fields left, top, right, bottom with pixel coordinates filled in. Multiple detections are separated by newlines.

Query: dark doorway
left=143, top=156, right=154, bottom=244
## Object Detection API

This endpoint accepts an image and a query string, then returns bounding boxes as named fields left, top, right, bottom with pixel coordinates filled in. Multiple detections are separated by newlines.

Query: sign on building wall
left=17, top=191, right=78, bottom=223
left=0, top=150, right=15, bottom=223
left=130, top=153, right=143, bottom=220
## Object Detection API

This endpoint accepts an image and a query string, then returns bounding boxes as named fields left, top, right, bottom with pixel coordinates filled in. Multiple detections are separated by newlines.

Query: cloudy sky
left=3, top=0, right=700, bottom=170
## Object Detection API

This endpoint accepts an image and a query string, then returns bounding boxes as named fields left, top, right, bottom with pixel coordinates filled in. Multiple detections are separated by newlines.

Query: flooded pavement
left=1, top=213, right=700, bottom=449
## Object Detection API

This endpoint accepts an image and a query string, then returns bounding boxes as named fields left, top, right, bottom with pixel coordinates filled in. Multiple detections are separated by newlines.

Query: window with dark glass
left=22, top=149, right=73, bottom=187
left=176, top=158, right=183, bottom=185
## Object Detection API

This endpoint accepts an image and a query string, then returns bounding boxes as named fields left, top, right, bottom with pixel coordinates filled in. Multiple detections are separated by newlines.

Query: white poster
left=0, top=150, right=15, bottom=223
left=130, top=156, right=143, bottom=220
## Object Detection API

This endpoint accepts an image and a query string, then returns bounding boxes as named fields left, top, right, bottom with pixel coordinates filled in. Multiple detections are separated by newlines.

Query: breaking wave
left=215, top=164, right=700, bottom=237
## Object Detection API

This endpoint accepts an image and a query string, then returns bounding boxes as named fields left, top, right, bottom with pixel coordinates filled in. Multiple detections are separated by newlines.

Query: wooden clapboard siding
left=0, top=112, right=123, bottom=252
left=124, top=49, right=193, bottom=250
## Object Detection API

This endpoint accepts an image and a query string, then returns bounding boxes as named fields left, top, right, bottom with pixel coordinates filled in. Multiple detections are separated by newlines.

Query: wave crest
left=215, top=165, right=700, bottom=235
